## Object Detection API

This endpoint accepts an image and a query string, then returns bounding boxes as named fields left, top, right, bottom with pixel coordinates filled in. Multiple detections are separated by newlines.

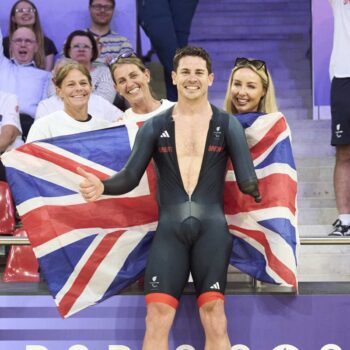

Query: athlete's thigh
left=190, top=218, right=233, bottom=295
left=144, top=222, right=190, bottom=299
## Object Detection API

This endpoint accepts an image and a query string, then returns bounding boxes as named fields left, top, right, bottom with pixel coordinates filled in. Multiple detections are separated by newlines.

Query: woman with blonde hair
left=3, top=0, right=57, bottom=71
left=224, top=57, right=278, bottom=115
left=27, top=62, right=111, bottom=142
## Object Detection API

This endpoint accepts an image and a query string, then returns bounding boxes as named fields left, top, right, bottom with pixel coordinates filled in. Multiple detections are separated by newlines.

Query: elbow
left=103, top=168, right=142, bottom=195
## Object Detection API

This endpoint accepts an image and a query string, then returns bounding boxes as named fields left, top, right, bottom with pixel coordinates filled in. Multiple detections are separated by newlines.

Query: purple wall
left=0, top=0, right=137, bottom=53
left=312, top=0, right=333, bottom=119
left=0, top=295, right=348, bottom=349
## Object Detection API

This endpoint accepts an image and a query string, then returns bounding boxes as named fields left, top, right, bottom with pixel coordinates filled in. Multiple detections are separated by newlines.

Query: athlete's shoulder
left=211, top=104, right=231, bottom=119
left=148, top=105, right=174, bottom=126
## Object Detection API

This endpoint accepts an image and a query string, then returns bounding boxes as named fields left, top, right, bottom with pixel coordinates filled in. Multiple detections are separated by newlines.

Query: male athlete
left=78, top=46, right=260, bottom=350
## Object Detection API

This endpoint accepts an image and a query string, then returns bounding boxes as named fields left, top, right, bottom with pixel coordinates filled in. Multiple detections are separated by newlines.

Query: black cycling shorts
left=144, top=202, right=233, bottom=308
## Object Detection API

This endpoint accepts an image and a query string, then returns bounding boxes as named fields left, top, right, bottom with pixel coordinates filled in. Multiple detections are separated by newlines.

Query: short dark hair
left=173, top=46, right=212, bottom=74
left=64, top=30, right=99, bottom=62
left=89, top=0, right=115, bottom=6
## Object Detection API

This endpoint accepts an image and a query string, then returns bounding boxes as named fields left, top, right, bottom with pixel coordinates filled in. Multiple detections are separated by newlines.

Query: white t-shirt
left=36, top=94, right=123, bottom=123
left=0, top=91, right=23, bottom=150
left=26, top=110, right=112, bottom=143
left=123, top=99, right=175, bottom=123
left=329, top=0, right=350, bottom=78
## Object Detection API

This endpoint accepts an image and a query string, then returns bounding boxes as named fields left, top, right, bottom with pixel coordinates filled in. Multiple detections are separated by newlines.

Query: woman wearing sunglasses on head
left=224, top=57, right=278, bottom=115
left=109, top=50, right=175, bottom=123
left=3, top=0, right=57, bottom=71
left=223, top=58, right=298, bottom=282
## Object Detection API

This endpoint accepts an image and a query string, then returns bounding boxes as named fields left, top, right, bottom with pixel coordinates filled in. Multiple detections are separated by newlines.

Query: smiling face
left=230, top=67, right=266, bottom=114
left=113, top=63, right=151, bottom=105
left=171, top=55, right=214, bottom=102
left=56, top=69, right=92, bottom=113
left=10, top=27, right=38, bottom=65
left=12, top=1, right=36, bottom=27
left=89, top=0, right=114, bottom=26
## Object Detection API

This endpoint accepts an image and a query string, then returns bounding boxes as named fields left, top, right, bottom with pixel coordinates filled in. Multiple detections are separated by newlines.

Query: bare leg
left=334, top=145, right=350, bottom=214
left=199, top=299, right=231, bottom=350
left=142, top=302, right=176, bottom=350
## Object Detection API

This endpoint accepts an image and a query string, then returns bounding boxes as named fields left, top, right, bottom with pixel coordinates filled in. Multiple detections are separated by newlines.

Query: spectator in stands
left=3, top=0, right=57, bottom=71
left=0, top=26, right=51, bottom=140
left=328, top=0, right=350, bottom=236
left=37, top=58, right=122, bottom=122
left=27, top=62, right=112, bottom=142
left=0, top=91, right=23, bottom=181
left=223, top=57, right=278, bottom=114
left=49, top=30, right=116, bottom=104
left=87, top=0, right=133, bottom=65
left=110, top=51, right=174, bottom=122
left=137, top=0, right=199, bottom=102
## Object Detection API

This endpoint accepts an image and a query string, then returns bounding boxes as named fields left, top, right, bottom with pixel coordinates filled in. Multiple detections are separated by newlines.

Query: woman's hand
left=77, top=167, right=104, bottom=202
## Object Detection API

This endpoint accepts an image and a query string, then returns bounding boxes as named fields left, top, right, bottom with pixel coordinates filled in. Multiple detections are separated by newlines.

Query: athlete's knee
left=199, top=299, right=228, bottom=338
left=145, top=301, right=176, bottom=334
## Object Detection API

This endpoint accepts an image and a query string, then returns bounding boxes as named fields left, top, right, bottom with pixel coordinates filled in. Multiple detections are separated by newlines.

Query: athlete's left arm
left=226, top=116, right=261, bottom=202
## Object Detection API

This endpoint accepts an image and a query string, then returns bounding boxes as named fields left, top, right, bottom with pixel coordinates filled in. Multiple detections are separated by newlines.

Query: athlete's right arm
left=79, top=119, right=156, bottom=200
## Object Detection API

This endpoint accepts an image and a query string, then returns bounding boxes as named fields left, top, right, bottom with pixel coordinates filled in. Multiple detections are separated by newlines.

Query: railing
left=2, top=236, right=350, bottom=246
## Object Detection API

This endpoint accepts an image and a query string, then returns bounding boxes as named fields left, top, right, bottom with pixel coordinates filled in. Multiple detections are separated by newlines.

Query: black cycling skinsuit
left=102, top=105, right=260, bottom=308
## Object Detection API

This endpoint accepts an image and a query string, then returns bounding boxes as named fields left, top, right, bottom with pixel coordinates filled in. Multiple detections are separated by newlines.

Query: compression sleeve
left=102, top=119, right=156, bottom=195
left=226, top=115, right=261, bottom=202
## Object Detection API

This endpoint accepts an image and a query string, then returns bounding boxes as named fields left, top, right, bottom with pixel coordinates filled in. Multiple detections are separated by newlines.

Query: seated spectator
left=87, top=0, right=133, bottom=65
left=49, top=30, right=116, bottom=104
left=2, top=0, right=57, bottom=71
left=0, top=91, right=23, bottom=181
left=0, top=26, right=51, bottom=139
left=110, top=52, right=174, bottom=122
left=37, top=57, right=123, bottom=122
left=27, top=62, right=112, bottom=142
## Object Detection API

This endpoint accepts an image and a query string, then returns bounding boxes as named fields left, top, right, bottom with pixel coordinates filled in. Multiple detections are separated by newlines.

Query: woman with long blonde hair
left=223, top=57, right=278, bottom=115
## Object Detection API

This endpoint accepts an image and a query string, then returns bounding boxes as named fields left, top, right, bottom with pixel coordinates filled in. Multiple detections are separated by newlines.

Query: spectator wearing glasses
left=49, top=30, right=116, bottom=104
left=0, top=26, right=51, bottom=139
left=109, top=51, right=174, bottom=122
left=87, top=0, right=133, bottom=65
left=2, top=0, right=58, bottom=71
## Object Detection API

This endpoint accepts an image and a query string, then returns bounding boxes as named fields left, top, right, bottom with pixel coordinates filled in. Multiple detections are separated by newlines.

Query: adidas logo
left=210, top=282, right=220, bottom=290
left=160, top=130, right=170, bottom=138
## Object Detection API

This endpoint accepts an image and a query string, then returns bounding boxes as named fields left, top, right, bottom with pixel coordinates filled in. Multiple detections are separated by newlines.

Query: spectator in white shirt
left=0, top=91, right=23, bottom=181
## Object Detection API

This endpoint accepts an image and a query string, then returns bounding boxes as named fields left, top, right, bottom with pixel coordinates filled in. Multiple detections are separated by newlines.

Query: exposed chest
left=174, top=119, right=210, bottom=157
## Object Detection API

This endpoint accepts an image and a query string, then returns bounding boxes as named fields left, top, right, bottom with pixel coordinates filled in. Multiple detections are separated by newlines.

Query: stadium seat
left=2, top=228, right=40, bottom=282
left=0, top=181, right=15, bottom=235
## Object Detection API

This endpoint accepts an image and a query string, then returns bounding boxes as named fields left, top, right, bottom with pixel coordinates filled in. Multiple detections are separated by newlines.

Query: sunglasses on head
left=234, top=57, right=267, bottom=75
left=109, top=50, right=136, bottom=66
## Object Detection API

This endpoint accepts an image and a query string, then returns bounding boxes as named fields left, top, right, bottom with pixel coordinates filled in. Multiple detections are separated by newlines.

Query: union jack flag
left=2, top=111, right=298, bottom=318
left=225, top=112, right=298, bottom=288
